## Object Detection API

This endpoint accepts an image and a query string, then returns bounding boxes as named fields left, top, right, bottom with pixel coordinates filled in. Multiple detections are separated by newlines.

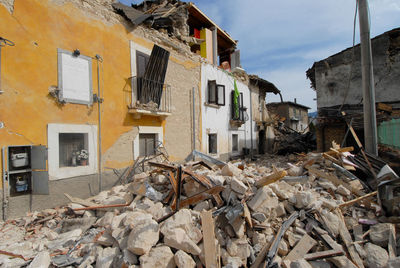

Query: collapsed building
left=0, top=0, right=280, bottom=220
left=1, top=1, right=400, bottom=268
left=306, top=27, right=400, bottom=155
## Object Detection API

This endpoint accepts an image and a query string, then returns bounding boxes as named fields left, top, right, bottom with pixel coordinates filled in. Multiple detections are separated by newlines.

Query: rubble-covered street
left=1, top=148, right=399, bottom=268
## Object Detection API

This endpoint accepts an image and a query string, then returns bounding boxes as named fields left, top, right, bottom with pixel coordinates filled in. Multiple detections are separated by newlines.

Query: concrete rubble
left=0, top=150, right=399, bottom=267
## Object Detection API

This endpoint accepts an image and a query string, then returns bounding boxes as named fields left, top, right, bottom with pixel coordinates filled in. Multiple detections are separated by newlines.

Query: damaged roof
left=267, top=101, right=310, bottom=110
left=249, top=74, right=281, bottom=95
left=112, top=2, right=152, bottom=26
left=112, top=0, right=237, bottom=53
left=306, top=27, right=400, bottom=90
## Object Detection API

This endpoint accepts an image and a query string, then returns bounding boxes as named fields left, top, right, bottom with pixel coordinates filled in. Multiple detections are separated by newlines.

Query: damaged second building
left=0, top=0, right=280, bottom=218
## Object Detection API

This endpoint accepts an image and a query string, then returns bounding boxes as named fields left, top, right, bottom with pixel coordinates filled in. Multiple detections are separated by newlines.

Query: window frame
left=208, top=133, right=218, bottom=154
left=232, top=134, right=239, bottom=152
left=231, top=91, right=245, bottom=121
left=207, top=80, right=225, bottom=106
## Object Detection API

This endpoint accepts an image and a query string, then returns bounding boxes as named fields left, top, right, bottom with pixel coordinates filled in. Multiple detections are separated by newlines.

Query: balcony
left=128, top=76, right=171, bottom=119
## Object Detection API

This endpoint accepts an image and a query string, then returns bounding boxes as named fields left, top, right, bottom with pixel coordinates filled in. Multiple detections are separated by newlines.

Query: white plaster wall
left=201, top=63, right=255, bottom=159
left=48, top=123, right=98, bottom=180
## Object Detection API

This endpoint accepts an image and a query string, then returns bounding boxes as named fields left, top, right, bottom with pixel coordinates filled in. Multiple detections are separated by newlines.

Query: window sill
left=204, top=102, right=220, bottom=109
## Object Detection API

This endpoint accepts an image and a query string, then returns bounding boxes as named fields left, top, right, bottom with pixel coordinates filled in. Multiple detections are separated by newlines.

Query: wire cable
left=338, top=0, right=359, bottom=112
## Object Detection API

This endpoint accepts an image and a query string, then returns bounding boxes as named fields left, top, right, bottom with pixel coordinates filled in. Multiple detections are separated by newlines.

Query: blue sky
left=120, top=0, right=400, bottom=111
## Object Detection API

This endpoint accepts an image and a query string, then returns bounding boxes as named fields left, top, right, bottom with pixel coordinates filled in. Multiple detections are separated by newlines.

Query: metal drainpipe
left=2, top=147, right=8, bottom=220
left=249, top=89, right=254, bottom=160
left=192, top=87, right=196, bottom=161
left=96, top=56, right=103, bottom=193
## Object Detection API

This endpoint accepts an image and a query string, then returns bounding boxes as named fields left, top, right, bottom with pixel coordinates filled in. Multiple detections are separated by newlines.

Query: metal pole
left=96, top=58, right=102, bottom=192
left=358, top=0, right=378, bottom=155
left=192, top=87, right=196, bottom=160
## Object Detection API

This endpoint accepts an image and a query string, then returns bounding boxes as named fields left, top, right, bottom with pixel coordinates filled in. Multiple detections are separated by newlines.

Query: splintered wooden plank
left=201, top=210, right=218, bottom=268
left=304, top=249, right=344, bottom=261
left=338, top=191, right=377, bottom=209
left=167, top=171, right=177, bottom=193
left=388, top=224, right=397, bottom=259
left=175, top=186, right=224, bottom=209
left=335, top=209, right=364, bottom=268
left=255, top=170, right=287, bottom=187
left=284, top=234, right=317, bottom=261
left=242, top=202, right=253, bottom=228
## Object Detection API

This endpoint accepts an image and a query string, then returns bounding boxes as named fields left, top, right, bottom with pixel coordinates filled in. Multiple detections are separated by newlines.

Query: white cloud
left=193, top=0, right=400, bottom=113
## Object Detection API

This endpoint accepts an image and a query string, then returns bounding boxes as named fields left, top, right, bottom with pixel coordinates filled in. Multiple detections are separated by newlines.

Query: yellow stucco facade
left=0, top=0, right=201, bottom=188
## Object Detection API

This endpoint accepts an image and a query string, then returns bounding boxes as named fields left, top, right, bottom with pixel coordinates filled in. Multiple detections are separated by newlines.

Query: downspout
left=249, top=87, right=254, bottom=160
left=2, top=147, right=7, bottom=220
left=95, top=55, right=103, bottom=193
left=192, top=87, right=196, bottom=160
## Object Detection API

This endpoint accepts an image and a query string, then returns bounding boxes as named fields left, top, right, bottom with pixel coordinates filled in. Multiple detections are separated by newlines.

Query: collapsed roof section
left=249, top=74, right=281, bottom=95
left=112, top=0, right=238, bottom=67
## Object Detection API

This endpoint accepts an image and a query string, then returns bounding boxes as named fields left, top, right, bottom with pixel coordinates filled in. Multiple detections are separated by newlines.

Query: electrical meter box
left=3, top=145, right=49, bottom=196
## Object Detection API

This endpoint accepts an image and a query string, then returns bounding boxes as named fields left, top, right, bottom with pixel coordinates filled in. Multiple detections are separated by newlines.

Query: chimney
left=294, top=98, right=297, bottom=104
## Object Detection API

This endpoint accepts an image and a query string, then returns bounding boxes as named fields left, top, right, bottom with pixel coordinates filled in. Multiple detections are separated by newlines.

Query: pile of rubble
left=0, top=150, right=399, bottom=267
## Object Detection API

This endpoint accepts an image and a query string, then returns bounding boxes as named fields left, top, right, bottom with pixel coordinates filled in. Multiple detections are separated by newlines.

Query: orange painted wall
left=0, top=0, right=168, bottom=188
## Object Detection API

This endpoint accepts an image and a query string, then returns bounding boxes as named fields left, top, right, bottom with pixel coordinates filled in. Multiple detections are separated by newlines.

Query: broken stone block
left=252, top=232, right=266, bottom=245
left=247, top=186, right=278, bottom=213
left=231, top=217, right=246, bottom=238
left=225, top=256, right=242, bottom=268
left=270, top=181, right=293, bottom=200
left=317, top=180, right=337, bottom=191
left=139, top=246, right=175, bottom=268
left=308, top=260, right=331, bottom=268
left=294, top=191, right=316, bottom=209
left=290, top=259, right=313, bottom=268
left=160, top=209, right=192, bottom=235
left=122, top=249, right=138, bottom=265
left=231, top=177, right=248, bottom=194
left=252, top=212, right=267, bottom=223
left=163, top=228, right=201, bottom=255
left=102, top=195, right=127, bottom=205
left=47, top=229, right=82, bottom=250
left=127, top=216, right=159, bottom=255
left=278, top=239, right=289, bottom=256
left=369, top=223, right=391, bottom=247
left=133, top=172, right=148, bottom=181
left=97, top=211, right=114, bottom=227
left=336, top=185, right=351, bottom=196
left=321, top=198, right=337, bottom=210
left=153, top=174, right=168, bottom=184
left=276, top=202, right=286, bottom=217
left=287, top=163, right=303, bottom=176
left=364, top=242, right=389, bottom=268
left=221, top=163, right=242, bottom=176
left=193, top=200, right=211, bottom=212
left=208, top=174, right=225, bottom=186
left=320, top=210, right=340, bottom=237
left=96, top=247, right=120, bottom=268
left=387, top=257, right=400, bottom=268
left=96, top=232, right=115, bottom=247
left=185, top=225, right=203, bottom=244
left=174, top=250, right=196, bottom=268
left=183, top=180, right=207, bottom=197
left=27, top=251, right=50, bottom=268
